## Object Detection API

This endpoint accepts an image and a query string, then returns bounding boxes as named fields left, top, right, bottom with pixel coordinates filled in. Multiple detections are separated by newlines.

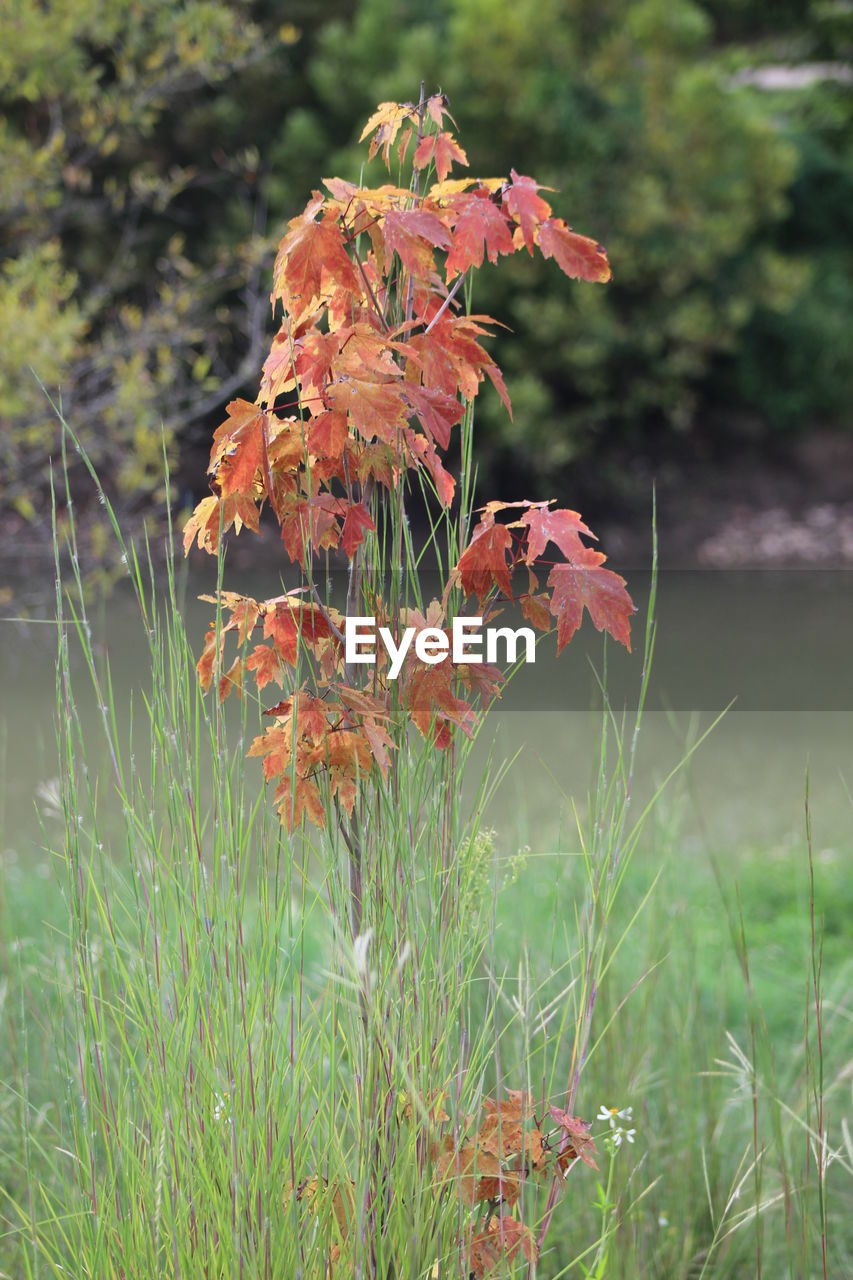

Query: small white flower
left=658, top=1213, right=669, bottom=1228
left=598, top=1103, right=637, bottom=1153
left=597, top=1103, right=633, bottom=1129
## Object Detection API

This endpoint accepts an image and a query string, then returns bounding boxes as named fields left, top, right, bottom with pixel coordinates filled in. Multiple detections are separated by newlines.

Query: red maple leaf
left=503, top=169, right=552, bottom=254
left=412, top=316, right=512, bottom=417
left=424, top=92, right=454, bottom=130
left=520, top=504, right=594, bottom=563
left=519, top=590, right=551, bottom=632
left=536, top=217, right=612, bottom=283
left=413, top=130, right=468, bottom=183
left=469, top=1215, right=538, bottom=1277
left=547, top=549, right=633, bottom=652
left=404, top=429, right=456, bottom=507
left=445, top=189, right=514, bottom=278
left=245, top=643, right=284, bottom=691
left=340, top=502, right=375, bottom=557
left=294, top=328, right=346, bottom=401
left=548, top=1106, right=599, bottom=1172
left=382, top=208, right=451, bottom=279
left=307, top=410, right=348, bottom=461
left=402, top=383, right=464, bottom=450
left=325, top=377, right=409, bottom=444
left=273, top=207, right=361, bottom=319
left=403, top=660, right=478, bottom=747
left=280, top=496, right=342, bottom=562
left=457, top=521, right=514, bottom=600
left=207, top=399, right=268, bottom=498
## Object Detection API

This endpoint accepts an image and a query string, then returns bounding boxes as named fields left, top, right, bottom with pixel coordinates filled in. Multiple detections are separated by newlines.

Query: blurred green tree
left=706, top=0, right=853, bottom=434
left=0, top=0, right=337, bottom=575
left=298, top=0, right=802, bottom=493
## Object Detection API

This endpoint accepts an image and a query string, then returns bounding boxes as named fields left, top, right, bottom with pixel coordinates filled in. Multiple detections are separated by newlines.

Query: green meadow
left=1, top=531, right=850, bottom=1276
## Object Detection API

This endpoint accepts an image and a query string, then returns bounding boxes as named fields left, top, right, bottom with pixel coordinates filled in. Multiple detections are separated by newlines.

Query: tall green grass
left=1, top=422, right=850, bottom=1277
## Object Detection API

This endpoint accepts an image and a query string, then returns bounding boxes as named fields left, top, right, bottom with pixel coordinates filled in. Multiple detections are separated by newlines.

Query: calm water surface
left=1, top=566, right=851, bottom=869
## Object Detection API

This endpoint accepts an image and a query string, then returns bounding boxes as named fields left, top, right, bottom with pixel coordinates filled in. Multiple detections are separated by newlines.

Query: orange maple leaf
left=468, top=1214, right=539, bottom=1277
left=182, top=493, right=259, bottom=554
left=402, top=383, right=464, bottom=451
left=548, top=1106, right=599, bottom=1172
left=307, top=410, right=348, bottom=462
left=457, top=521, right=514, bottom=600
left=382, top=207, right=451, bottom=279
left=272, top=199, right=360, bottom=318
left=536, top=217, right=612, bottom=283
left=547, top=551, right=634, bottom=653
left=413, top=130, right=468, bottom=183
left=206, top=399, right=270, bottom=499
left=503, top=169, right=553, bottom=254
left=404, top=429, right=456, bottom=507
left=245, top=643, right=284, bottom=691
left=445, top=188, right=514, bottom=279
left=519, top=503, right=594, bottom=564
left=325, top=377, right=409, bottom=445
left=339, top=502, right=375, bottom=558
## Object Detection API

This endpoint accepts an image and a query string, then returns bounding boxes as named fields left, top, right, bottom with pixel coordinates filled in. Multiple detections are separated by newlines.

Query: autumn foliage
left=284, top=1087, right=597, bottom=1276
left=185, top=90, right=633, bottom=834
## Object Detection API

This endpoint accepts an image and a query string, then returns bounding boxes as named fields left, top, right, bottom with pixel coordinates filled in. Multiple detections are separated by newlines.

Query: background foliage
left=2, top=0, right=851, bottom=545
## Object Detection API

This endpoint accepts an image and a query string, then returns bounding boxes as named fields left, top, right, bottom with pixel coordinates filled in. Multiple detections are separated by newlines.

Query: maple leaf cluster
left=194, top=588, right=501, bottom=826
left=456, top=499, right=633, bottom=653
left=285, top=1087, right=598, bottom=1277
left=184, top=91, right=632, bottom=828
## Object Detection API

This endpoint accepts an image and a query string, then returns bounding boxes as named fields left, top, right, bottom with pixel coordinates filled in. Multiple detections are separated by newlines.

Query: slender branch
left=403, top=83, right=428, bottom=327
left=350, top=237, right=390, bottom=332
left=425, top=274, right=465, bottom=335
left=309, top=583, right=345, bottom=645
left=344, top=476, right=375, bottom=683
left=339, top=469, right=375, bottom=968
